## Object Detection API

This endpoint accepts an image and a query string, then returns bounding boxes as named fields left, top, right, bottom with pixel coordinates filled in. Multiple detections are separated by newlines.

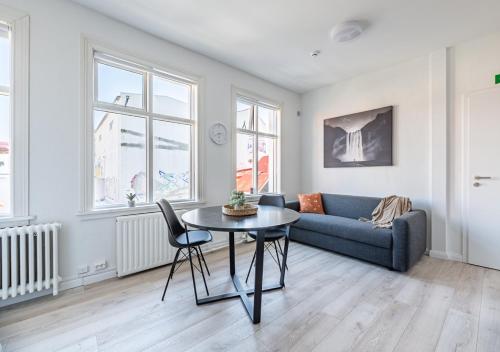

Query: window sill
left=0, top=216, right=37, bottom=228
left=245, top=192, right=286, bottom=203
left=77, top=200, right=206, bottom=221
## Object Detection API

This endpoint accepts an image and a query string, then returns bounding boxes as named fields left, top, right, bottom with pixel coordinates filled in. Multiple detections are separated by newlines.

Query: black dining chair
left=245, top=194, right=290, bottom=283
left=157, top=199, right=212, bottom=301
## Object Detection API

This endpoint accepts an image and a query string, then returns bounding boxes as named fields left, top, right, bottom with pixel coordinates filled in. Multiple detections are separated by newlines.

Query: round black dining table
left=181, top=205, right=300, bottom=324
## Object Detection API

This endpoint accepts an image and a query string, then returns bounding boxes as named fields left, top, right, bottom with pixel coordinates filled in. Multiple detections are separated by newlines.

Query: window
left=0, top=10, right=29, bottom=223
left=0, top=24, right=10, bottom=216
left=89, top=49, right=198, bottom=209
left=235, top=94, right=280, bottom=194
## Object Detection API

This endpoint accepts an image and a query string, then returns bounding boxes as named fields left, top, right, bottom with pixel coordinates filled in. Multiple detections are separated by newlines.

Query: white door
left=467, top=86, right=500, bottom=270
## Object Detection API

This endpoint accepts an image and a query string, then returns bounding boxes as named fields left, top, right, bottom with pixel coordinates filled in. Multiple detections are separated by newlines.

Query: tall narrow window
left=235, top=95, right=280, bottom=194
left=0, top=24, right=11, bottom=216
left=91, top=51, right=198, bottom=209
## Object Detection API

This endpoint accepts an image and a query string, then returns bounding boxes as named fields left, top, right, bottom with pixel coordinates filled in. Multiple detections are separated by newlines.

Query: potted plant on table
left=126, top=192, right=137, bottom=207
left=229, top=190, right=246, bottom=209
left=223, top=190, right=258, bottom=216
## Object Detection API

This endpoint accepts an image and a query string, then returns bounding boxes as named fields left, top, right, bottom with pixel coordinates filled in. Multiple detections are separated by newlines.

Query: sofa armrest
left=392, top=210, right=427, bottom=272
left=285, top=200, right=300, bottom=212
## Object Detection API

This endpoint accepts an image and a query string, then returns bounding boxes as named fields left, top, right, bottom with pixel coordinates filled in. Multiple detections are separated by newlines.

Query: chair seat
left=247, top=228, right=287, bottom=241
left=176, top=230, right=213, bottom=247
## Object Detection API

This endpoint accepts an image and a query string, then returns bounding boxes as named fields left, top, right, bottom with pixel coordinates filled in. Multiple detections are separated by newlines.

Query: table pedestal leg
left=229, top=231, right=235, bottom=275
left=252, top=230, right=265, bottom=323
left=279, top=235, right=289, bottom=287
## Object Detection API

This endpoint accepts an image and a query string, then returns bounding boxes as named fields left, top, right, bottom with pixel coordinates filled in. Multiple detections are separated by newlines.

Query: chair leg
left=265, top=242, right=281, bottom=268
left=194, top=247, right=209, bottom=296
left=186, top=244, right=199, bottom=303
left=277, top=240, right=288, bottom=271
left=245, top=249, right=257, bottom=283
left=198, top=246, right=210, bottom=276
left=272, top=241, right=282, bottom=271
left=162, top=248, right=181, bottom=301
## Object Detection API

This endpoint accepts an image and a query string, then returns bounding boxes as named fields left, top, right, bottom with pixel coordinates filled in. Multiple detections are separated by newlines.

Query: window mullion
left=147, top=72, right=154, bottom=203
left=253, top=105, right=258, bottom=194
left=255, top=131, right=278, bottom=139
left=191, top=83, right=196, bottom=200
left=93, top=102, right=147, bottom=117
left=149, top=112, right=195, bottom=126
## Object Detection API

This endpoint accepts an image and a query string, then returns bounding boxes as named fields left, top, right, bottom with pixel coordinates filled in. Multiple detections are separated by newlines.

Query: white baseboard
left=60, top=268, right=117, bottom=291
left=447, top=252, right=464, bottom=262
left=429, top=250, right=464, bottom=262
left=429, top=250, right=448, bottom=260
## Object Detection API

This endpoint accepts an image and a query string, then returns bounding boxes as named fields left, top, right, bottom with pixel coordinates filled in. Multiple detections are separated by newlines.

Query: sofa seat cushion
left=293, top=213, right=393, bottom=249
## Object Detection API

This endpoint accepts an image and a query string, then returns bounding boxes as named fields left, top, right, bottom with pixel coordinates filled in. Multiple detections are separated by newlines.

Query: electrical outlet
left=94, top=260, right=107, bottom=271
left=77, top=265, right=89, bottom=275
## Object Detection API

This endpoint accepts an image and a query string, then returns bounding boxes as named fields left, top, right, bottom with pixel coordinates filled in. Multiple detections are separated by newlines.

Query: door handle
left=474, top=176, right=492, bottom=180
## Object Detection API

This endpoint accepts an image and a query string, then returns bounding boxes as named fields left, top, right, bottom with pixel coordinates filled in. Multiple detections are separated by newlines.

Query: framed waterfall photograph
left=323, top=106, right=393, bottom=168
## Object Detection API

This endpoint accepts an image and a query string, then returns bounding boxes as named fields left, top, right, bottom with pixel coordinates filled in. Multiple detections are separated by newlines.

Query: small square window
left=96, top=63, right=144, bottom=109
left=257, top=106, right=277, bottom=134
left=152, top=75, right=191, bottom=119
left=237, top=101, right=254, bottom=131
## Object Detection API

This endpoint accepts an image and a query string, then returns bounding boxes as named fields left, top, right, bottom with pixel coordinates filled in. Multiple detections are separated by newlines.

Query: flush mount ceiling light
left=330, top=21, right=364, bottom=43
left=310, top=49, right=321, bottom=57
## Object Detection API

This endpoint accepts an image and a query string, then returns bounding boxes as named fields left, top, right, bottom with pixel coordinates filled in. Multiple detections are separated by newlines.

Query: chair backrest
left=157, top=199, right=185, bottom=247
left=258, top=194, right=285, bottom=208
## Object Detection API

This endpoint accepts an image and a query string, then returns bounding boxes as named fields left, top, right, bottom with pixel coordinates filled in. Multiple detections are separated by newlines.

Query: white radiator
left=116, top=212, right=180, bottom=277
left=0, top=223, right=61, bottom=300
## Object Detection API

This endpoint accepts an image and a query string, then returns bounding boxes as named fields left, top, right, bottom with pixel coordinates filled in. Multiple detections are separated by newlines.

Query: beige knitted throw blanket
left=362, top=195, right=412, bottom=229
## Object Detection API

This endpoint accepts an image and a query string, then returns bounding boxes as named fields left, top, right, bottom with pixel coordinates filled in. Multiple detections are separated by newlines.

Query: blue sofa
left=286, top=194, right=427, bottom=272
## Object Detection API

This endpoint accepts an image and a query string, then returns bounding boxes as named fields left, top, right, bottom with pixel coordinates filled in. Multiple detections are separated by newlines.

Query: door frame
left=462, top=86, right=500, bottom=264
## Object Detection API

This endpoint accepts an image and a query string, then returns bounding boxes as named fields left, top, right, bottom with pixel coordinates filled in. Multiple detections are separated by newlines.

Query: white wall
left=300, top=31, right=500, bottom=259
left=0, top=0, right=301, bottom=288
left=300, top=57, right=431, bottom=211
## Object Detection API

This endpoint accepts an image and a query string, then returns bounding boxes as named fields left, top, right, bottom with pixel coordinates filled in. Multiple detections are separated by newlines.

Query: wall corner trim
left=429, top=48, right=450, bottom=255
left=429, top=249, right=463, bottom=262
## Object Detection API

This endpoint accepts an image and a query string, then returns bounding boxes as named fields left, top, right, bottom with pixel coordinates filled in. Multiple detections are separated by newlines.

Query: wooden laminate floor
left=1, top=242, right=499, bottom=352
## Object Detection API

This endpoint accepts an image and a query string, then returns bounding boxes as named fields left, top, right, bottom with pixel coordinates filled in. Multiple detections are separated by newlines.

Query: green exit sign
left=496, top=74, right=500, bottom=84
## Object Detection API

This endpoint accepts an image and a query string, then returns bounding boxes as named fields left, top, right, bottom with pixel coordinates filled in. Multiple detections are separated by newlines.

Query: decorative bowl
left=222, top=204, right=258, bottom=217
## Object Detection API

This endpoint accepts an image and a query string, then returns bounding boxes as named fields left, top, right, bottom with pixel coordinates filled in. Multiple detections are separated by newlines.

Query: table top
left=181, top=205, right=301, bottom=232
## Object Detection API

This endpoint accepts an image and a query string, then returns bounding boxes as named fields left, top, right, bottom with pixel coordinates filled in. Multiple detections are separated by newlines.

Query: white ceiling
left=74, top=0, right=500, bottom=93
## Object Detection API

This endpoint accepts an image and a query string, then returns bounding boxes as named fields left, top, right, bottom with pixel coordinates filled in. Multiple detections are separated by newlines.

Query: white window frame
left=231, top=87, right=282, bottom=197
left=0, top=6, right=30, bottom=227
left=80, top=39, right=204, bottom=217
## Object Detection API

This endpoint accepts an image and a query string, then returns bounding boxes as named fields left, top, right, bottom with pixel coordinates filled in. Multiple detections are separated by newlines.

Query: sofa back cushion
left=321, top=193, right=381, bottom=220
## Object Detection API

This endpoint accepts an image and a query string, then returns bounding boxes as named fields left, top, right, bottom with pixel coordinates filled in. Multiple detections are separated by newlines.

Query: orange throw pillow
left=298, top=193, right=325, bottom=214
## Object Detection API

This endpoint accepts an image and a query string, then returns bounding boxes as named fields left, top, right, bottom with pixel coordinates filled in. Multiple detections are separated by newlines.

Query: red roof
left=0, top=141, right=9, bottom=154
left=236, top=155, right=269, bottom=193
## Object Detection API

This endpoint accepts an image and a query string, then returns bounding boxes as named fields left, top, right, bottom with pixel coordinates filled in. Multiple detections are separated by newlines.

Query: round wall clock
left=209, top=122, right=228, bottom=145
